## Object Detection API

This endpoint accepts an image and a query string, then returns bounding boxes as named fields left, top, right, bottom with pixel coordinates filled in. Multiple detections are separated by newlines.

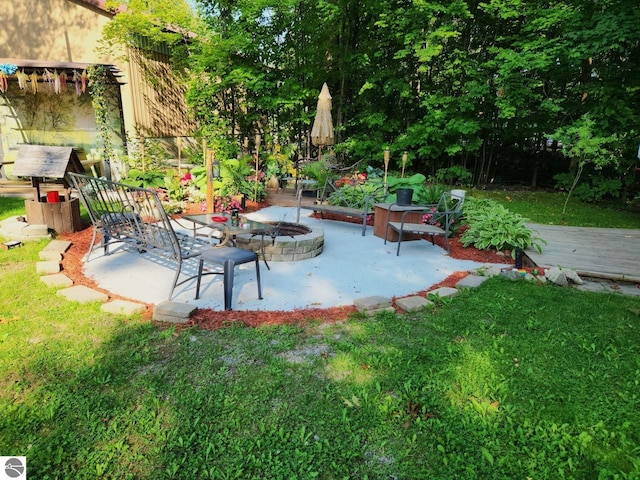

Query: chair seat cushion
left=200, top=246, right=258, bottom=265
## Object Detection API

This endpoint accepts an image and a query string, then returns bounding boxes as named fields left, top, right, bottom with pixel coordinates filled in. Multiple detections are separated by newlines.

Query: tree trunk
left=563, top=162, right=584, bottom=215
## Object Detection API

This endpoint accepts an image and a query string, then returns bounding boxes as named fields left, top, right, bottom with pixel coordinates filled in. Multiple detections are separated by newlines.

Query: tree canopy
left=106, top=0, right=640, bottom=193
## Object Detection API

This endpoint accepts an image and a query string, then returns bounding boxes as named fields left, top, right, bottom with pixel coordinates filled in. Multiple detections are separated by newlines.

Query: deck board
left=525, top=223, right=640, bottom=282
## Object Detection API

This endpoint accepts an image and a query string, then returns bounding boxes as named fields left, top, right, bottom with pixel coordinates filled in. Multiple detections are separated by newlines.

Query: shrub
left=553, top=172, right=622, bottom=203
left=123, top=168, right=165, bottom=188
left=431, top=165, right=473, bottom=186
left=461, top=197, right=545, bottom=256
left=327, top=181, right=384, bottom=209
left=300, top=160, right=332, bottom=187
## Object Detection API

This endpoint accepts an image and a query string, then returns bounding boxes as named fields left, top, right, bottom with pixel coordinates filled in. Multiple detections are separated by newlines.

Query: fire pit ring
left=234, top=221, right=324, bottom=261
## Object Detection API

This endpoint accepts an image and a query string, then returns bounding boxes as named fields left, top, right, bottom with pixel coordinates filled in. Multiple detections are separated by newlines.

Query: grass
left=1, top=194, right=640, bottom=478
left=469, top=188, right=640, bottom=228
left=0, top=196, right=29, bottom=219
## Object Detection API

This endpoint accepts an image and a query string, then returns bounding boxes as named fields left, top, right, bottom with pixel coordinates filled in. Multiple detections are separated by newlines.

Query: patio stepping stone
left=427, top=287, right=458, bottom=299
left=40, top=273, right=73, bottom=288
left=42, top=240, right=72, bottom=254
left=39, top=250, right=63, bottom=261
left=57, top=285, right=109, bottom=303
left=36, top=260, right=61, bottom=274
left=353, top=295, right=394, bottom=315
left=455, top=275, right=489, bottom=289
left=473, top=265, right=504, bottom=277
left=102, top=300, right=147, bottom=316
left=153, top=301, right=197, bottom=323
left=23, top=224, right=50, bottom=237
left=396, top=295, right=433, bottom=312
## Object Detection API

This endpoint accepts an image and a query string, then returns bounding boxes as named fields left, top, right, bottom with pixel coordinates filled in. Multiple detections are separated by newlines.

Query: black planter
left=515, top=248, right=524, bottom=269
left=396, top=188, right=413, bottom=206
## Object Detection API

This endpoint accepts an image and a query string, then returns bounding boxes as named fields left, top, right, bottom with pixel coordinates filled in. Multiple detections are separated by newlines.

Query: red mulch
left=59, top=204, right=510, bottom=329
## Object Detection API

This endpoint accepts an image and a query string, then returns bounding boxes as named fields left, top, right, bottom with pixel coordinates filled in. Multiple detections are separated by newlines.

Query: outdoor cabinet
left=374, top=203, right=424, bottom=242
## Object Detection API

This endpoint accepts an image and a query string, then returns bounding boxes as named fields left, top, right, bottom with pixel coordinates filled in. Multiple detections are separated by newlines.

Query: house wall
left=0, top=0, right=195, bottom=179
left=0, top=0, right=127, bottom=177
left=0, top=0, right=115, bottom=65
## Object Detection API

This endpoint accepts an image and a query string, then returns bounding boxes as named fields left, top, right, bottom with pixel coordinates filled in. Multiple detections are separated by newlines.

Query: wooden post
left=383, top=147, right=390, bottom=195
left=206, top=149, right=214, bottom=214
left=254, top=134, right=261, bottom=202
left=203, top=139, right=213, bottom=213
left=141, top=137, right=146, bottom=172
left=401, top=151, right=408, bottom=178
left=177, top=137, right=183, bottom=176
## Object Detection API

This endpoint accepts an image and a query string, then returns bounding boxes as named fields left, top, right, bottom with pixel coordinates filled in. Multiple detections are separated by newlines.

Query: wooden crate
left=374, top=203, right=424, bottom=242
left=25, top=197, right=82, bottom=233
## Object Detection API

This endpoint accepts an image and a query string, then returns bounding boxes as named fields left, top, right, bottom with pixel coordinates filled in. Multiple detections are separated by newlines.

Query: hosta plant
left=460, top=197, right=545, bottom=256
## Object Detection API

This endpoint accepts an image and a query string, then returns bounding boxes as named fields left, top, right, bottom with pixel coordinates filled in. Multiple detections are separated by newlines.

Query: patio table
left=182, top=213, right=277, bottom=269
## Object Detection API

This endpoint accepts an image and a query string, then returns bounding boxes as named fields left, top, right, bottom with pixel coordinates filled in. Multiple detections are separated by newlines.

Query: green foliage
left=383, top=174, right=446, bottom=204
left=365, top=165, right=385, bottom=179
left=184, top=0, right=640, bottom=201
left=87, top=65, right=115, bottom=168
left=469, top=188, right=640, bottom=228
left=191, top=155, right=266, bottom=202
left=124, top=136, right=173, bottom=173
left=432, top=166, right=473, bottom=187
left=264, top=146, right=295, bottom=179
left=102, top=0, right=201, bottom=67
left=461, top=197, right=546, bottom=255
left=300, top=160, right=332, bottom=187
left=386, top=173, right=426, bottom=190
left=327, top=181, right=384, bottom=210
left=123, top=168, right=165, bottom=188
left=552, top=115, right=618, bottom=213
left=553, top=172, right=622, bottom=203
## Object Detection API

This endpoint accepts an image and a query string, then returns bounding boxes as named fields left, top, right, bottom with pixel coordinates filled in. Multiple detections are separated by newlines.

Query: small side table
left=373, top=203, right=425, bottom=242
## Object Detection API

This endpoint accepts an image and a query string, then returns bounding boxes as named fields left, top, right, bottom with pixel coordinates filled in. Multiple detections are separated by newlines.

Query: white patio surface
left=82, top=206, right=500, bottom=311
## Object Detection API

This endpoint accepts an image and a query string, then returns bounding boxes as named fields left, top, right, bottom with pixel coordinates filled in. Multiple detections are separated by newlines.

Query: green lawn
left=1, top=195, right=640, bottom=478
left=470, top=188, right=640, bottom=228
left=0, top=196, right=29, bottom=219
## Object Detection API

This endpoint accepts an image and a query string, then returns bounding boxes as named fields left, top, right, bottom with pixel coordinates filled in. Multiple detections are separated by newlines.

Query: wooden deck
left=524, top=223, right=640, bottom=283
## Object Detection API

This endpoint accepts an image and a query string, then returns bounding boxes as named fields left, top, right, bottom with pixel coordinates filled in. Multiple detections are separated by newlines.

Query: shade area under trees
left=105, top=0, right=640, bottom=202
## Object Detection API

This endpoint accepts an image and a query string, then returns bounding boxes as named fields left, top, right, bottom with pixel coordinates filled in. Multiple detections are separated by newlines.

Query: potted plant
left=265, top=159, right=280, bottom=190
left=385, top=173, right=446, bottom=205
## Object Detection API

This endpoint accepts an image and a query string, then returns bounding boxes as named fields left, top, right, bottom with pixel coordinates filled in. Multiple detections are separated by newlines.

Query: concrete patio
left=80, top=205, right=498, bottom=311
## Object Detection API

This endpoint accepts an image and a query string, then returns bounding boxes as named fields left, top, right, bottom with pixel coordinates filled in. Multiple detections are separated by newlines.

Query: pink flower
left=180, top=172, right=192, bottom=185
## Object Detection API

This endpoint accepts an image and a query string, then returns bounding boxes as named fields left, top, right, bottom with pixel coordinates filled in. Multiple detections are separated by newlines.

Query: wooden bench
left=68, top=173, right=262, bottom=310
left=384, top=191, right=464, bottom=255
left=295, top=178, right=379, bottom=236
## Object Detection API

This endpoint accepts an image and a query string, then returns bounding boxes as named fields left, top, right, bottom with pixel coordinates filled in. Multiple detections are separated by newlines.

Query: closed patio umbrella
left=311, top=83, right=334, bottom=152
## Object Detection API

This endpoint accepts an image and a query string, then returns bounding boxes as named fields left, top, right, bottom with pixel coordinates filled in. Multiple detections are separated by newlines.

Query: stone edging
left=35, top=240, right=146, bottom=316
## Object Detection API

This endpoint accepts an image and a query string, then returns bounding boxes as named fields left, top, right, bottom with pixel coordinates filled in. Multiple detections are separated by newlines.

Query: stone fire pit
left=234, top=221, right=324, bottom=261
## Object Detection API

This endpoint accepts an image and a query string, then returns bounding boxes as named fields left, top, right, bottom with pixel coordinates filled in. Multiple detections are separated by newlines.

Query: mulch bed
left=59, top=203, right=511, bottom=329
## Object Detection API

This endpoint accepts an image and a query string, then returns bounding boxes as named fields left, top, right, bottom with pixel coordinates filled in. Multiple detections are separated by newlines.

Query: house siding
left=0, top=0, right=195, bottom=176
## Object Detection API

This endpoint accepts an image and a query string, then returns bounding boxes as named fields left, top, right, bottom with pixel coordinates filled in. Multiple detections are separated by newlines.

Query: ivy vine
left=87, top=65, right=114, bottom=177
